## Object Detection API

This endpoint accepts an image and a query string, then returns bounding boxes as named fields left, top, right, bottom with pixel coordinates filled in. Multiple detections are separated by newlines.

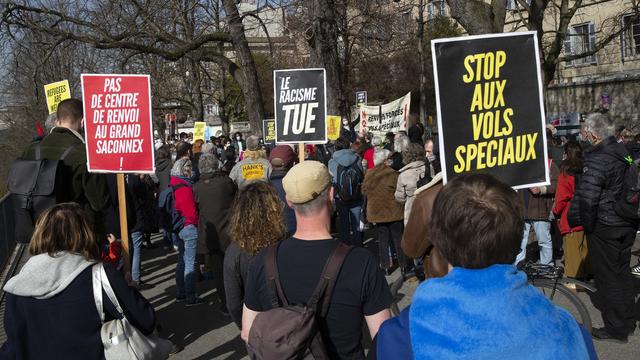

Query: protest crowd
left=1, top=92, right=640, bottom=360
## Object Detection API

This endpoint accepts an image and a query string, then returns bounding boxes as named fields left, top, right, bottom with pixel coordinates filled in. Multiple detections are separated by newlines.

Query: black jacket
left=574, top=136, right=636, bottom=233
left=155, top=158, right=172, bottom=191
left=193, top=172, right=237, bottom=255
left=0, top=265, right=155, bottom=360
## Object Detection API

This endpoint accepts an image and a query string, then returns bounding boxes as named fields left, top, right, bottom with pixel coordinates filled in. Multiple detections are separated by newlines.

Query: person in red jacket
left=553, top=141, right=589, bottom=280
left=170, top=158, right=205, bottom=306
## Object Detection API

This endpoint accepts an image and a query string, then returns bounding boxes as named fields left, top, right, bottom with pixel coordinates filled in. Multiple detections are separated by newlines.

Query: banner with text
left=432, top=32, right=549, bottom=189
left=81, top=74, right=155, bottom=173
left=358, top=93, right=410, bottom=138
left=44, top=80, right=71, bottom=114
left=262, top=119, right=276, bottom=145
left=274, top=68, right=327, bottom=144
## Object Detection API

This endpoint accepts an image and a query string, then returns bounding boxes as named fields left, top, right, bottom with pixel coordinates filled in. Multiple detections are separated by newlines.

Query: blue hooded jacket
left=328, top=149, right=363, bottom=184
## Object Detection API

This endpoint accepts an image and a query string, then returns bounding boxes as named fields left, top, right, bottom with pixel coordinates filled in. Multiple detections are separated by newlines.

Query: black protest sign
left=262, top=119, right=276, bottom=145
left=432, top=32, right=549, bottom=189
left=274, top=69, right=327, bottom=144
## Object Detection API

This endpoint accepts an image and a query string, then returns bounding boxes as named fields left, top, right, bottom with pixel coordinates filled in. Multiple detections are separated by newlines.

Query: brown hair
left=229, top=182, right=286, bottom=256
left=402, top=142, right=425, bottom=164
left=430, top=173, right=523, bottom=268
left=192, top=139, right=204, bottom=153
left=56, top=99, right=83, bottom=125
left=560, top=141, right=583, bottom=175
left=29, top=202, right=100, bottom=261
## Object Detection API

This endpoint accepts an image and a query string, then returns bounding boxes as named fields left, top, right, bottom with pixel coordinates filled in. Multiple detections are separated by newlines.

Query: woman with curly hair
left=223, top=181, right=286, bottom=328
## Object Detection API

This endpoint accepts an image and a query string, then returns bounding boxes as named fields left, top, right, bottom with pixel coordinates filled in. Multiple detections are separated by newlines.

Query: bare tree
left=2, top=0, right=266, bottom=134
left=446, top=0, right=640, bottom=87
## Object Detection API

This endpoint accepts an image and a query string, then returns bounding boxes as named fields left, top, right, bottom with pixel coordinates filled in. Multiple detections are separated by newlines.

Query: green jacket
left=22, top=127, right=110, bottom=232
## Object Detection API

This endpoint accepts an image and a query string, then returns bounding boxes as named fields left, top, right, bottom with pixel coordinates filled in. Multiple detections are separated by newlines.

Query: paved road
left=140, top=234, right=640, bottom=359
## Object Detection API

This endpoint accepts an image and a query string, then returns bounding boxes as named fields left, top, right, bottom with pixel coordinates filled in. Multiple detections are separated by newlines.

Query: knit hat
left=283, top=161, right=331, bottom=204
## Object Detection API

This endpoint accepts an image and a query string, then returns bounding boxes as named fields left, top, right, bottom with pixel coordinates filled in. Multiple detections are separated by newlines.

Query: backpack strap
left=35, top=142, right=42, bottom=160
left=265, top=242, right=289, bottom=307
left=59, top=143, right=78, bottom=161
left=171, top=183, right=188, bottom=191
left=307, top=242, right=352, bottom=317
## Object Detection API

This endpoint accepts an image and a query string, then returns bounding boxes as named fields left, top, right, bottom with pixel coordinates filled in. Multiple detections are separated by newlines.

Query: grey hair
left=291, top=187, right=330, bottom=217
left=402, top=143, right=425, bottom=165
left=199, top=153, right=218, bottom=175
left=372, top=136, right=382, bottom=147
left=584, top=113, right=615, bottom=140
left=394, top=134, right=409, bottom=153
left=374, top=148, right=392, bottom=167
left=171, top=158, right=193, bottom=177
left=201, top=142, right=214, bottom=154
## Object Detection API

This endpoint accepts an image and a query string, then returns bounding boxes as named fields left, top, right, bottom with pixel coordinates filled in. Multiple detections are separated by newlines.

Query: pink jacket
left=170, top=176, right=198, bottom=227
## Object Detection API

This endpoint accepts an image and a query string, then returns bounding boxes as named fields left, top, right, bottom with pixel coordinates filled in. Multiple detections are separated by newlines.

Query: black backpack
left=614, top=157, right=640, bottom=220
left=248, top=242, right=352, bottom=360
left=335, top=163, right=363, bottom=203
left=7, top=143, right=76, bottom=243
left=157, top=184, right=187, bottom=233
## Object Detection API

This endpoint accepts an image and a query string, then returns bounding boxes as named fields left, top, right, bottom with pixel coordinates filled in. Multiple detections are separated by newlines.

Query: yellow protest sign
left=327, top=115, right=341, bottom=141
left=193, top=122, right=206, bottom=142
left=241, top=163, right=266, bottom=181
left=44, top=80, right=71, bottom=114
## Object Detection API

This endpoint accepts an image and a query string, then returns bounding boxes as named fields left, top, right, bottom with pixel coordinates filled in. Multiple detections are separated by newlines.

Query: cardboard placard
left=193, top=121, right=206, bottom=142
left=356, top=91, right=367, bottom=107
left=274, top=68, right=327, bottom=144
left=358, top=93, right=410, bottom=138
left=44, top=80, right=71, bottom=114
left=81, top=74, right=155, bottom=174
left=262, top=119, right=276, bottom=145
left=432, top=32, right=549, bottom=189
left=327, top=115, right=341, bottom=140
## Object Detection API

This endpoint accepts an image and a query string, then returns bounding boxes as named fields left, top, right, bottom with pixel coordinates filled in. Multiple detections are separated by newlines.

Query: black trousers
left=588, top=224, right=637, bottom=336
left=375, top=221, right=406, bottom=269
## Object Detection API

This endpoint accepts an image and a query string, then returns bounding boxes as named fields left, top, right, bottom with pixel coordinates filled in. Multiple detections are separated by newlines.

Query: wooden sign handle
left=116, top=173, right=131, bottom=275
left=299, top=143, right=305, bottom=163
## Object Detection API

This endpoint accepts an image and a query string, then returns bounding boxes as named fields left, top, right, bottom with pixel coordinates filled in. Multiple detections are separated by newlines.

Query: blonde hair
left=243, top=149, right=267, bottom=160
left=229, top=182, right=285, bottom=256
left=29, top=202, right=100, bottom=261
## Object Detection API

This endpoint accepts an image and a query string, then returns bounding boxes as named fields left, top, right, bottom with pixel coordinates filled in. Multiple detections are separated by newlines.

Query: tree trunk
left=418, top=0, right=427, bottom=133
left=308, top=0, right=348, bottom=118
left=222, top=0, right=265, bottom=135
left=446, top=0, right=506, bottom=35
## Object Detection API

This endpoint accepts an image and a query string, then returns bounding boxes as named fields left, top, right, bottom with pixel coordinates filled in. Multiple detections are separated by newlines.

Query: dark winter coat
left=155, top=158, right=172, bottom=191
left=22, top=127, right=110, bottom=234
left=574, top=136, right=636, bottom=234
left=223, top=242, right=252, bottom=328
left=193, top=172, right=236, bottom=255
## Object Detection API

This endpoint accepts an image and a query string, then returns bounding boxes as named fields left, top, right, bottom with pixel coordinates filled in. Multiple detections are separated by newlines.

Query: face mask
left=427, top=154, right=436, bottom=162
left=236, top=136, right=241, bottom=140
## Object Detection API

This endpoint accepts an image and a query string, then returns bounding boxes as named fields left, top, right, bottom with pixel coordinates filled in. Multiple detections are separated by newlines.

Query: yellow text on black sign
left=454, top=51, right=538, bottom=173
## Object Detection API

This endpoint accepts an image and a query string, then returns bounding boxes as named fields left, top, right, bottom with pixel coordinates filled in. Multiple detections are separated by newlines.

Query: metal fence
left=0, top=194, right=15, bottom=270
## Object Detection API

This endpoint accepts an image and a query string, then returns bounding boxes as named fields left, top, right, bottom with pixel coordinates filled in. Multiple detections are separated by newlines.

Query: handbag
left=92, top=263, right=172, bottom=360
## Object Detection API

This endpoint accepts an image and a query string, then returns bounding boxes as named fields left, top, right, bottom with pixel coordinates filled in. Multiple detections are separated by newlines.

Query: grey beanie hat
left=199, top=153, right=218, bottom=175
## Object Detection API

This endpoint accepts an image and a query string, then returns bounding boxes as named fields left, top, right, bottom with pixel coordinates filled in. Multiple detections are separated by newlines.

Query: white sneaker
left=631, top=265, right=640, bottom=278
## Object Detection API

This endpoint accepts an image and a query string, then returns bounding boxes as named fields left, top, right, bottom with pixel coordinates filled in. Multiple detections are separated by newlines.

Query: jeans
left=588, top=225, right=636, bottom=337
left=516, top=220, right=553, bottom=265
left=131, top=231, right=144, bottom=283
left=336, top=198, right=362, bottom=247
left=176, top=225, right=198, bottom=301
left=376, top=221, right=407, bottom=268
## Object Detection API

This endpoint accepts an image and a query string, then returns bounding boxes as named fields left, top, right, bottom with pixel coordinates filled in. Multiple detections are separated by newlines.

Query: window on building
left=427, top=0, right=446, bottom=21
left=622, top=14, right=640, bottom=59
left=564, top=23, right=597, bottom=67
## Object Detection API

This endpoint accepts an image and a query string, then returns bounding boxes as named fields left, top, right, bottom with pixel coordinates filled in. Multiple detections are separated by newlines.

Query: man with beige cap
left=241, top=161, right=392, bottom=359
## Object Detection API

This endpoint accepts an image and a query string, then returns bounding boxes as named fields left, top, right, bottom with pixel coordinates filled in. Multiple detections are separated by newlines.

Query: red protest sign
left=81, top=74, right=155, bottom=173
